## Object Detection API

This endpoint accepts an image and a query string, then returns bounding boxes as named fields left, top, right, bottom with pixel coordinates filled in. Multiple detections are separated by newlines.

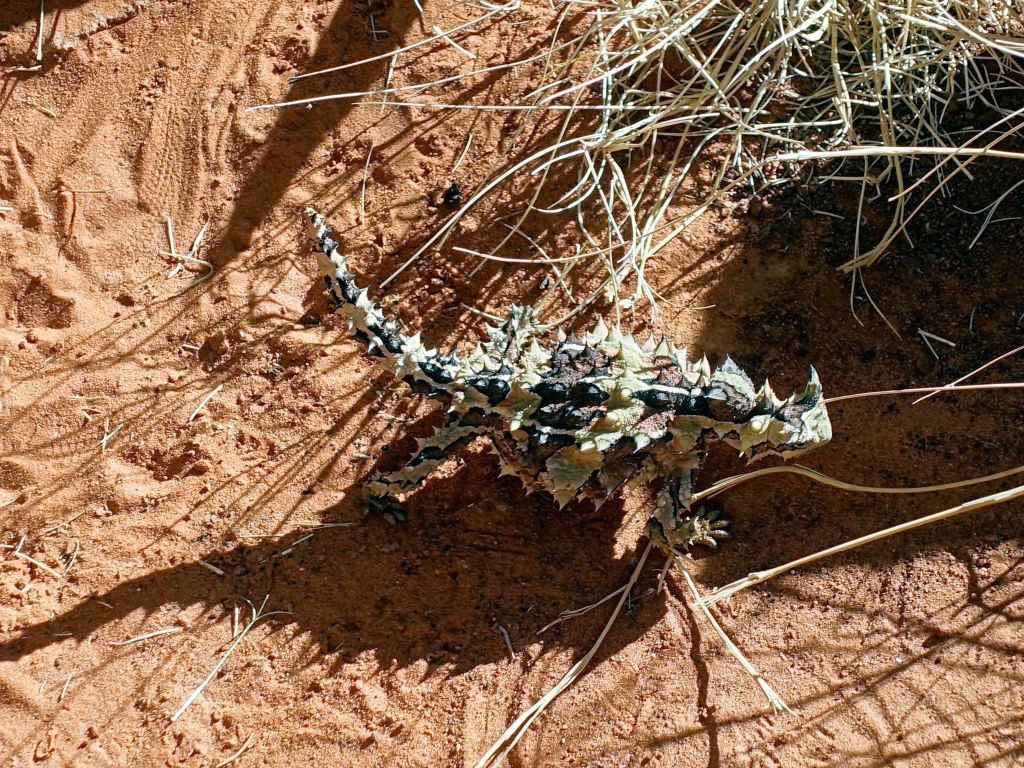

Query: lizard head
left=721, top=366, right=832, bottom=462
left=636, top=354, right=832, bottom=462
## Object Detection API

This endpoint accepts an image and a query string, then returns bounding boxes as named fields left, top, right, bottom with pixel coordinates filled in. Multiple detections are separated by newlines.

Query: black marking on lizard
left=305, top=209, right=832, bottom=552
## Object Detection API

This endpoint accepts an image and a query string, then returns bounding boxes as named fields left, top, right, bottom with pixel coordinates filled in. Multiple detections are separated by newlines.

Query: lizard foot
left=364, top=491, right=406, bottom=524
left=649, top=505, right=730, bottom=553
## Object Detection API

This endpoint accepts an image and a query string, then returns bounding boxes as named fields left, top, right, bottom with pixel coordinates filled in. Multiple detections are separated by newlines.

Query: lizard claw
left=687, top=506, right=730, bottom=549
left=649, top=505, right=729, bottom=553
left=364, top=492, right=406, bottom=524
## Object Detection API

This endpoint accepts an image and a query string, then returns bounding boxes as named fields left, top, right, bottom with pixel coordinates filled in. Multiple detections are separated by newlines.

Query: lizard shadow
left=1, top=0, right=91, bottom=24
left=0, top=433, right=667, bottom=764
left=1, top=0, right=91, bottom=46
left=0, top=459, right=662, bottom=675
left=640, top=158, right=1024, bottom=766
left=681, top=161, right=1024, bottom=591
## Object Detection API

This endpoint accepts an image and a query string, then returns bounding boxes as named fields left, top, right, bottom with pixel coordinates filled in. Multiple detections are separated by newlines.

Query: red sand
left=2, top=2, right=1023, bottom=766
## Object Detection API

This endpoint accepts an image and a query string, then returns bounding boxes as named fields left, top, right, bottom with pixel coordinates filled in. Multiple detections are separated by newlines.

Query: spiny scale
left=305, top=209, right=833, bottom=552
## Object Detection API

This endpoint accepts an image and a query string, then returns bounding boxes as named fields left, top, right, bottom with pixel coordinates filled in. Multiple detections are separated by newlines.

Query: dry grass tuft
left=259, top=0, right=1024, bottom=320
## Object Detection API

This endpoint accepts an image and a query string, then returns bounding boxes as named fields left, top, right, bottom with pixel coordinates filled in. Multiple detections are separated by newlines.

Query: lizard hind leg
left=649, top=470, right=730, bottom=553
left=364, top=421, right=483, bottom=523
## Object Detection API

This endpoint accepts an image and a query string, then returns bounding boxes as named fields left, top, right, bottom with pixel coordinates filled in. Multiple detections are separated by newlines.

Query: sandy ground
left=2, top=1, right=1024, bottom=766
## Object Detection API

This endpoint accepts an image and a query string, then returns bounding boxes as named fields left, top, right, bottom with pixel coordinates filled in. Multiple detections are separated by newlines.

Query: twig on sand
left=433, top=24, right=476, bottom=59
left=197, top=559, right=226, bottom=576
left=41, top=510, right=86, bottom=536
left=163, top=219, right=213, bottom=285
left=452, top=132, right=474, bottom=172
left=495, top=623, right=515, bottom=659
left=913, top=344, right=1024, bottom=404
left=3, top=64, right=40, bottom=73
left=918, top=328, right=956, bottom=360
left=171, top=595, right=290, bottom=723
left=367, top=10, right=389, bottom=43
left=188, top=384, right=223, bottom=423
left=678, top=563, right=790, bottom=714
left=111, top=627, right=183, bottom=646
left=919, top=332, right=939, bottom=360
left=35, top=0, right=44, bottom=63
left=537, top=584, right=627, bottom=634
left=215, top=735, right=256, bottom=768
left=473, top=541, right=653, bottom=768
left=100, top=418, right=123, bottom=451
left=65, top=187, right=116, bottom=195
left=29, top=103, right=57, bottom=118
left=286, top=3, right=514, bottom=83
left=58, top=672, right=72, bottom=702
left=11, top=536, right=64, bottom=580
left=691, top=462, right=1024, bottom=507
left=700, top=483, right=1024, bottom=608
left=5, top=0, right=45, bottom=72
left=166, top=217, right=177, bottom=262
left=824, top=381, right=1024, bottom=405
left=259, top=532, right=315, bottom=563
left=258, top=522, right=356, bottom=564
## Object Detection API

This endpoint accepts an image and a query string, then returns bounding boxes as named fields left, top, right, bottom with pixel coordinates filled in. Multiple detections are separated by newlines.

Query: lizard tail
left=305, top=208, right=460, bottom=392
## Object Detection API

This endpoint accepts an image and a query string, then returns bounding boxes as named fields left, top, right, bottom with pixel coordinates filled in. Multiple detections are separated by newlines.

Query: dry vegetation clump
left=267, top=0, right=1024, bottom=319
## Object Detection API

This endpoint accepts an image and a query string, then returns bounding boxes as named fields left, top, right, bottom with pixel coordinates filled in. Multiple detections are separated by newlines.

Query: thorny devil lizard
left=306, top=209, right=833, bottom=553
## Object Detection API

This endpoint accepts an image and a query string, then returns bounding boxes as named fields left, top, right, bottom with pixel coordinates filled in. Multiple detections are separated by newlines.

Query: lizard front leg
left=365, top=419, right=484, bottom=522
left=649, top=468, right=729, bottom=553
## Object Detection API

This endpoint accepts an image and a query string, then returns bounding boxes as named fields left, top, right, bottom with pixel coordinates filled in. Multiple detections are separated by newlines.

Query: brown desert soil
left=2, top=2, right=1024, bottom=766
